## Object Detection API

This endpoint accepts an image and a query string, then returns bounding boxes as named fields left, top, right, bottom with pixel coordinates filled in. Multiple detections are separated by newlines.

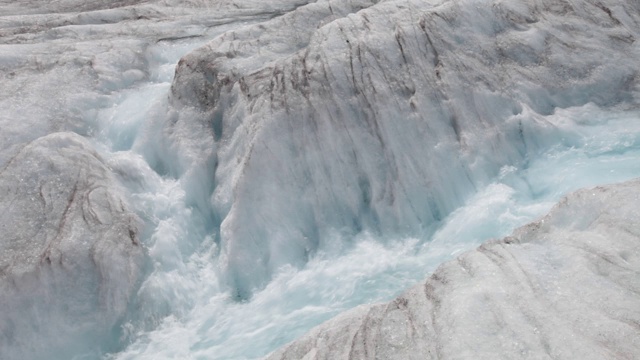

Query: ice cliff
left=167, top=0, right=640, bottom=297
left=267, top=178, right=640, bottom=360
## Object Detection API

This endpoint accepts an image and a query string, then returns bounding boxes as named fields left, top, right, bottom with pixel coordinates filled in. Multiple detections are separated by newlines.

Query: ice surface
left=267, top=178, right=640, bottom=360
left=0, top=0, right=319, bottom=358
left=108, top=104, right=640, bottom=360
left=1, top=0, right=640, bottom=359
left=0, top=133, right=143, bottom=359
left=168, top=0, right=640, bottom=297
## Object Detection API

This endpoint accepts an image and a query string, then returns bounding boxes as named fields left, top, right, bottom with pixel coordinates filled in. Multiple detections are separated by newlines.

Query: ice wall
left=167, top=0, right=640, bottom=297
left=267, top=178, right=640, bottom=360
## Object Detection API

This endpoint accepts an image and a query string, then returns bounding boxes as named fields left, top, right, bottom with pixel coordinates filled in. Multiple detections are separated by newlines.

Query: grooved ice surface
left=1, top=0, right=640, bottom=358
left=267, top=179, right=640, bottom=360
left=168, top=0, right=640, bottom=297
left=0, top=133, right=143, bottom=359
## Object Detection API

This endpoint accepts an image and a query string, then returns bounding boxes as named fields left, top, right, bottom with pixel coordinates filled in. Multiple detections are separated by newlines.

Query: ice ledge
left=267, top=178, right=640, bottom=359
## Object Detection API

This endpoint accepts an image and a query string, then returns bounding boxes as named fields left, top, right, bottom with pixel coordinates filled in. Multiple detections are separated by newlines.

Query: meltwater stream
left=81, top=33, right=640, bottom=359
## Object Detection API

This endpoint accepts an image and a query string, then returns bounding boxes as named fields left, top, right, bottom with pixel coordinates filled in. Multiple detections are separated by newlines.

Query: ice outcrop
left=267, top=178, right=640, bottom=360
left=0, top=1, right=319, bottom=358
left=0, top=133, right=144, bottom=359
left=168, top=0, right=640, bottom=296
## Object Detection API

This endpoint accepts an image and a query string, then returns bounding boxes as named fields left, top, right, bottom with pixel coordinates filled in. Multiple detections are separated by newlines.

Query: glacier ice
left=0, top=133, right=143, bottom=359
left=1, top=0, right=640, bottom=359
left=167, top=0, right=640, bottom=297
left=110, top=104, right=640, bottom=359
left=0, top=0, right=320, bottom=358
left=267, top=178, right=640, bottom=360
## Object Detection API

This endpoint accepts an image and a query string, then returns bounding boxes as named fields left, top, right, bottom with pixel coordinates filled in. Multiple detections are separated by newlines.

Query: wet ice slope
left=169, top=0, right=640, bottom=297
left=0, top=133, right=144, bottom=359
left=1, top=0, right=640, bottom=359
left=268, top=178, right=640, bottom=360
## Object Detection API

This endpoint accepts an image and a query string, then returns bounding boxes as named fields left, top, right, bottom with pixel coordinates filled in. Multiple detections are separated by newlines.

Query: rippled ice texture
left=268, top=177, right=640, bottom=359
left=0, top=0, right=639, bottom=359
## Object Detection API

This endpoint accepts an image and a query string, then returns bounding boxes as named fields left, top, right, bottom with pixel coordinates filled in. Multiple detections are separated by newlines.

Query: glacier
left=0, top=133, right=143, bottom=359
left=0, top=0, right=639, bottom=359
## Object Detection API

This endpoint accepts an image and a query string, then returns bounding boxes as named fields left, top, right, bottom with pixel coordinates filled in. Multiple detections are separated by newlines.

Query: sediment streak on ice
left=267, top=179, right=640, bottom=360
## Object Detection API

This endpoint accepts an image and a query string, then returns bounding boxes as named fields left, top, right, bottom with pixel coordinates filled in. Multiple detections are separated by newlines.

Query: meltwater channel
left=77, top=35, right=640, bottom=359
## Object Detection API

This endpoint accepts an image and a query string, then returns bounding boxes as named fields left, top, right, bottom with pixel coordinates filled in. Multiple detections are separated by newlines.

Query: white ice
left=268, top=177, right=640, bottom=360
left=167, top=0, right=640, bottom=299
left=0, top=0, right=639, bottom=359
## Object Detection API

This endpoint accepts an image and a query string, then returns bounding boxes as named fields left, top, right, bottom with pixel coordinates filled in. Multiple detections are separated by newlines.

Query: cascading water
left=100, top=76, right=640, bottom=358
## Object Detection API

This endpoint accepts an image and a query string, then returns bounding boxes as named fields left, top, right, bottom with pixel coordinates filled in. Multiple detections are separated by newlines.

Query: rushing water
left=74, top=35, right=640, bottom=359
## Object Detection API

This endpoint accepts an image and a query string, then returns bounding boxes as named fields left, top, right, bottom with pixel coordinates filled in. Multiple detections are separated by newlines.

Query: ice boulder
left=167, top=0, right=640, bottom=297
left=267, top=178, right=640, bottom=359
left=0, top=132, right=144, bottom=360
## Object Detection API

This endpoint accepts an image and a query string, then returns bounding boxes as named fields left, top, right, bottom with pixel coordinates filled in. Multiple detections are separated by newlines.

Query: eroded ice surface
left=0, top=133, right=144, bottom=359
left=168, top=0, right=640, bottom=298
left=1, top=0, right=639, bottom=359
left=0, top=0, right=317, bottom=358
left=108, top=104, right=640, bottom=360
left=267, top=178, right=640, bottom=360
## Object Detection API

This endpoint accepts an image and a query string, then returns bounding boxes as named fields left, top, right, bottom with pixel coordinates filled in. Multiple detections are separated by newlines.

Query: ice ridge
left=167, top=0, right=640, bottom=297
